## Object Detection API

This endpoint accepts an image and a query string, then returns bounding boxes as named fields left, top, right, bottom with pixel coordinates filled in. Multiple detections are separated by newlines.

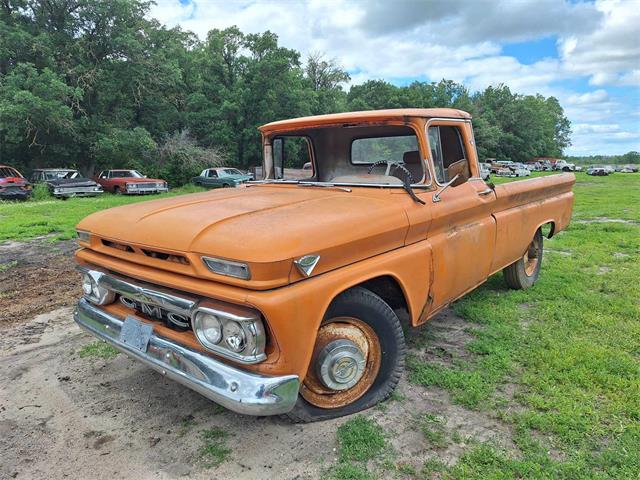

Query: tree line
left=1, top=0, right=574, bottom=185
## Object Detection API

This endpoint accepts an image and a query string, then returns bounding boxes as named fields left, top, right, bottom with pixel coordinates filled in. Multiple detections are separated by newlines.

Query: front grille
left=102, top=239, right=134, bottom=252
left=100, top=239, right=189, bottom=265
left=142, top=249, right=189, bottom=265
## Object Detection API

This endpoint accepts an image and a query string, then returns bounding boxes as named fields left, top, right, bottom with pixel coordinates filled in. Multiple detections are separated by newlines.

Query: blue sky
left=150, top=0, right=640, bottom=156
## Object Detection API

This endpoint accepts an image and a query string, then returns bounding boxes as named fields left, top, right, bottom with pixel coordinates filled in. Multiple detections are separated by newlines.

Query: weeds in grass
left=337, top=416, right=386, bottom=462
left=324, top=462, right=372, bottom=480
left=418, top=414, right=448, bottom=448
left=178, top=415, right=197, bottom=437
left=78, top=341, right=119, bottom=360
left=199, top=427, right=231, bottom=468
left=0, top=260, right=18, bottom=272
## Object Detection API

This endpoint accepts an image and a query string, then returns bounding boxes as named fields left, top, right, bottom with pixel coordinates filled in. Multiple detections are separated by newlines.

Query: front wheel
left=285, top=287, right=405, bottom=423
left=503, top=229, right=543, bottom=289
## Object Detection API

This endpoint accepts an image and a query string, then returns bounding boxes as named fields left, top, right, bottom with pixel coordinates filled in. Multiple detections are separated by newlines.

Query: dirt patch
left=574, top=217, right=638, bottom=224
left=0, top=238, right=80, bottom=328
left=0, top=305, right=519, bottom=479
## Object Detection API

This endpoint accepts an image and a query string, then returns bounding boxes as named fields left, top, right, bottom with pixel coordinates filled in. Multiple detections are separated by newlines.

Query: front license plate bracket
left=119, top=316, right=153, bottom=352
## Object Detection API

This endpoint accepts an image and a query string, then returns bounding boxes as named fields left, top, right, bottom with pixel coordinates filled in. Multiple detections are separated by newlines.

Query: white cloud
left=148, top=0, right=640, bottom=155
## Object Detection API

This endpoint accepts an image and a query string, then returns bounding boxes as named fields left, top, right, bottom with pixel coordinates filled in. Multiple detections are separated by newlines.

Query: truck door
left=423, top=121, right=497, bottom=317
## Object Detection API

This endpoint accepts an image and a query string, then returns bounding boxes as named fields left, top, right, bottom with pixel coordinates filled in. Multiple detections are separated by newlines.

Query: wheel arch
left=536, top=220, right=556, bottom=238
left=325, top=274, right=412, bottom=327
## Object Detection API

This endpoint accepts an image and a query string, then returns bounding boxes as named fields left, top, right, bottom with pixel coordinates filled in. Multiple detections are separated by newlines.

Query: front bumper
left=74, top=298, right=300, bottom=415
left=0, top=189, right=32, bottom=200
left=125, top=186, right=169, bottom=194
left=54, top=187, right=103, bottom=198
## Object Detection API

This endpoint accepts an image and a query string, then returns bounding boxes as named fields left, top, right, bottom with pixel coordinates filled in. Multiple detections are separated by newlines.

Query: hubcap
left=317, top=339, right=366, bottom=390
left=300, top=317, right=382, bottom=409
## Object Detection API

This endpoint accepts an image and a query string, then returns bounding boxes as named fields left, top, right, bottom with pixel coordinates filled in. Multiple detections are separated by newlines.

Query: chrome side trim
left=74, top=298, right=299, bottom=416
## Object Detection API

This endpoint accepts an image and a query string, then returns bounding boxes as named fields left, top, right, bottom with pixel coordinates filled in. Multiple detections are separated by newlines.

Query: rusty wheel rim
left=524, top=236, right=541, bottom=276
left=300, top=317, right=382, bottom=409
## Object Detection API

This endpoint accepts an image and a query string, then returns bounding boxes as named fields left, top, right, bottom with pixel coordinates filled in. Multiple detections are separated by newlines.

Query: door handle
left=478, top=188, right=493, bottom=196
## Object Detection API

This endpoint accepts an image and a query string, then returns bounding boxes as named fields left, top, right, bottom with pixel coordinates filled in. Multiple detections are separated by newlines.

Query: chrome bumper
left=74, top=298, right=300, bottom=415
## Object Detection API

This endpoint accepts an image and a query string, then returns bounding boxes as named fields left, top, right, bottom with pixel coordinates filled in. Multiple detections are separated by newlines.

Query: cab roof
left=259, top=108, right=471, bottom=133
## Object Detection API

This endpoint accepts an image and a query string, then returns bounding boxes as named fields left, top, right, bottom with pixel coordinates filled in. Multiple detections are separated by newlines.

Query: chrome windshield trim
left=247, top=180, right=431, bottom=190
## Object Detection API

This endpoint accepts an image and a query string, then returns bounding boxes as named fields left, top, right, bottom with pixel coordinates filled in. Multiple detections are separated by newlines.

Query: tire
left=113, top=186, right=121, bottom=195
left=222, top=183, right=230, bottom=188
left=285, top=287, right=405, bottom=423
left=503, top=229, right=543, bottom=289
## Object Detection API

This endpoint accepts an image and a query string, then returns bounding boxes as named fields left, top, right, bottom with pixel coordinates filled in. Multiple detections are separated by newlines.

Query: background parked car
left=480, top=162, right=491, bottom=181
left=95, top=170, right=168, bottom=194
left=0, top=165, right=32, bottom=201
left=620, top=164, right=638, bottom=173
left=586, top=166, right=609, bottom=176
left=553, top=160, right=576, bottom=172
left=31, top=168, right=103, bottom=199
left=192, top=167, right=253, bottom=188
left=507, top=162, right=531, bottom=177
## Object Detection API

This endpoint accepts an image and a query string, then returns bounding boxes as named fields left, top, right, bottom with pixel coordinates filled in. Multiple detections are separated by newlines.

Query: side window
left=209, top=170, right=218, bottom=178
left=428, top=126, right=470, bottom=185
left=99, top=171, right=107, bottom=179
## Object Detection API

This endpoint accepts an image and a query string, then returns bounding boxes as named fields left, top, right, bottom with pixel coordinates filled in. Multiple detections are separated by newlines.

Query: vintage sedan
left=95, top=170, right=168, bottom=195
left=0, top=165, right=32, bottom=201
left=192, top=167, right=253, bottom=188
left=31, top=168, right=103, bottom=199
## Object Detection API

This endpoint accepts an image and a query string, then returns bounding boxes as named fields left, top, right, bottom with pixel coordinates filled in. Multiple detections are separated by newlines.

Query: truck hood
left=77, top=185, right=409, bottom=288
left=48, top=177, right=98, bottom=188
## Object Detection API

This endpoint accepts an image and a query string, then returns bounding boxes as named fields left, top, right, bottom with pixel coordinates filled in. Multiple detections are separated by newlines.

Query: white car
left=554, top=160, right=575, bottom=172
left=508, top=163, right=531, bottom=177
left=480, top=163, right=491, bottom=181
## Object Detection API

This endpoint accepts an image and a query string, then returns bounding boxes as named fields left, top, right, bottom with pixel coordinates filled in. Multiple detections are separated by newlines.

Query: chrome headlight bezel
left=82, top=271, right=116, bottom=306
left=192, top=307, right=266, bottom=363
left=201, top=256, right=251, bottom=280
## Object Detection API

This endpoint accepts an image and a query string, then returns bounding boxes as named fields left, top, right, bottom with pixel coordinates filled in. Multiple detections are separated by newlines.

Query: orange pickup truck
left=74, top=109, right=574, bottom=422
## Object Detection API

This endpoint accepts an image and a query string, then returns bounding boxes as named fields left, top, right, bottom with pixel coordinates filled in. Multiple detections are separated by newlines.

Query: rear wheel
left=503, top=229, right=543, bottom=289
left=285, top=287, right=405, bottom=423
left=113, top=186, right=122, bottom=195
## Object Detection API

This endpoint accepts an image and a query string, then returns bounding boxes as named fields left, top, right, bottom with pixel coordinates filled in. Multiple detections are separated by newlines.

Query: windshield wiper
left=400, top=176, right=426, bottom=204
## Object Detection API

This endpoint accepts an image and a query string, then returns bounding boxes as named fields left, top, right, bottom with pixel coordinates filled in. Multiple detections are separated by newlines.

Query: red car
left=94, top=170, right=168, bottom=195
left=0, top=165, right=33, bottom=201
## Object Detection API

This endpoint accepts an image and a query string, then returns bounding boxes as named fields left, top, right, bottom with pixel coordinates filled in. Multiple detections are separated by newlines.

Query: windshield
left=262, top=124, right=427, bottom=186
left=112, top=170, right=143, bottom=178
left=44, top=170, right=74, bottom=179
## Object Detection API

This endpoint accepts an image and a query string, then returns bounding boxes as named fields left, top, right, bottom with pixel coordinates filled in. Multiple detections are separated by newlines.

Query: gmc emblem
left=119, top=296, right=190, bottom=331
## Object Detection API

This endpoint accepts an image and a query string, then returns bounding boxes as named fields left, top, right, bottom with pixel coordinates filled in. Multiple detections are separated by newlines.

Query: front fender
left=246, top=241, right=431, bottom=379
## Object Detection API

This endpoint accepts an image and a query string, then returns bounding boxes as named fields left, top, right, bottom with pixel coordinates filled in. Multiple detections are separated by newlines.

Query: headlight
left=82, top=273, right=94, bottom=295
left=202, top=256, right=250, bottom=280
left=194, top=311, right=223, bottom=346
left=223, top=321, right=246, bottom=352
left=192, top=306, right=266, bottom=363
left=76, top=229, right=91, bottom=245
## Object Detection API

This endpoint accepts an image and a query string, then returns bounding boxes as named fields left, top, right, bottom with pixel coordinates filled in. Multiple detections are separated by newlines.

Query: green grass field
left=0, top=185, right=206, bottom=242
left=2, top=172, right=639, bottom=478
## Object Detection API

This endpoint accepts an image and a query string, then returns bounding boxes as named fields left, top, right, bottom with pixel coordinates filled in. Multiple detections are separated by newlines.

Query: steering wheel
left=367, top=160, right=415, bottom=184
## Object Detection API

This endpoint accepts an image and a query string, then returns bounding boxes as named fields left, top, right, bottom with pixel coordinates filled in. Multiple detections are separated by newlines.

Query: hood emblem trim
left=294, top=255, right=320, bottom=277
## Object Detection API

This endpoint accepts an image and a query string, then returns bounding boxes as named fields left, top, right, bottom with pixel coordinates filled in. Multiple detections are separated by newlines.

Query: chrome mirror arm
left=432, top=174, right=460, bottom=203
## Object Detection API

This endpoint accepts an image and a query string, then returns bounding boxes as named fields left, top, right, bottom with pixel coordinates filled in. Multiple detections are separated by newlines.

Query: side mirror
left=432, top=174, right=460, bottom=203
